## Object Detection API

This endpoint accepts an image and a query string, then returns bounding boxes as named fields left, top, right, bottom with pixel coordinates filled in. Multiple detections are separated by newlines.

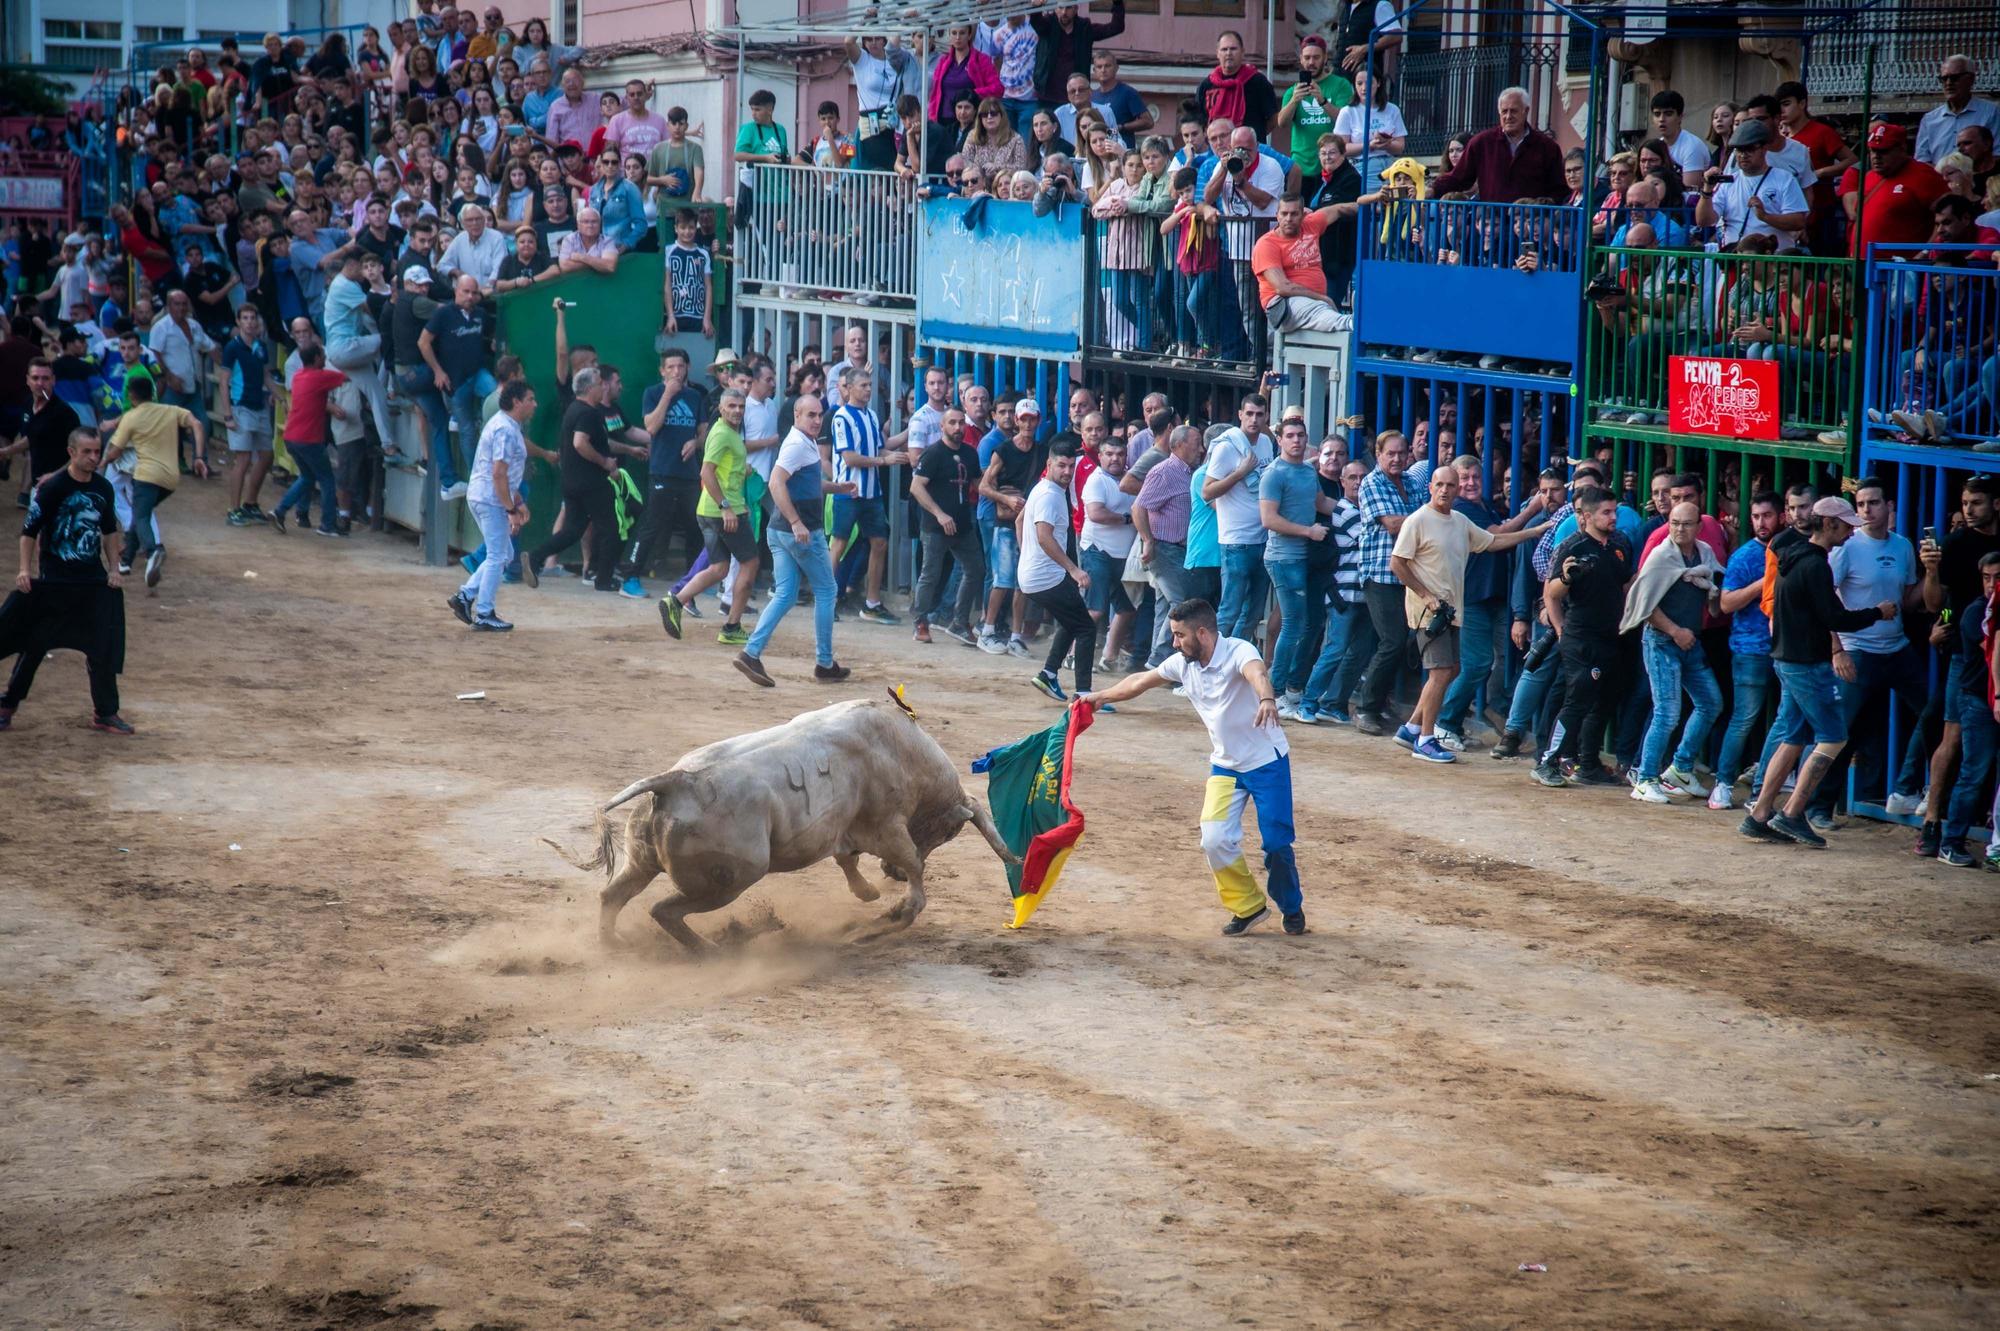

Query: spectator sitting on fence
left=1252, top=193, right=1356, bottom=337
left=1917, top=54, right=2000, bottom=168
left=1432, top=86, right=1566, bottom=203
left=555, top=207, right=619, bottom=275
left=1588, top=221, right=1702, bottom=422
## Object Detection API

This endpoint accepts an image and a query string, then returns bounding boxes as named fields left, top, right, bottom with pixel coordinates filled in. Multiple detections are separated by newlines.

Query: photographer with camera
left=1389, top=466, right=1548, bottom=763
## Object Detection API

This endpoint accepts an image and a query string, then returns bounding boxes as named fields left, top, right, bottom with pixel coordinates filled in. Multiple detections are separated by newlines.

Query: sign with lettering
left=0, top=177, right=64, bottom=212
left=918, top=198, right=1082, bottom=356
left=1667, top=355, right=1780, bottom=440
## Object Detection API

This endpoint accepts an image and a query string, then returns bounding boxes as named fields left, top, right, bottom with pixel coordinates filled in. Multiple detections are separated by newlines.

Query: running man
left=103, top=375, right=207, bottom=590
left=1078, top=597, right=1306, bottom=937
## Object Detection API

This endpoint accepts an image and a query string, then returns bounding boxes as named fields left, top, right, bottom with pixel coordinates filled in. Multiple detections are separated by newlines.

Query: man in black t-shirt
left=495, top=227, right=554, bottom=293
left=2, top=425, right=129, bottom=732
left=1533, top=487, right=1635, bottom=788
left=4, top=360, right=83, bottom=499
left=527, top=366, right=622, bottom=592
left=910, top=404, right=987, bottom=644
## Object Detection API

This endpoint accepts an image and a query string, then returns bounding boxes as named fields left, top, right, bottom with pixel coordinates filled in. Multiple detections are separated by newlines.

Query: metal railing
left=737, top=164, right=917, bottom=303
left=1394, top=40, right=1562, bottom=159
left=1357, top=199, right=1585, bottom=368
left=1082, top=213, right=1270, bottom=371
left=1862, top=244, right=2000, bottom=451
left=1809, top=2, right=2000, bottom=100
left=1584, top=245, right=1858, bottom=447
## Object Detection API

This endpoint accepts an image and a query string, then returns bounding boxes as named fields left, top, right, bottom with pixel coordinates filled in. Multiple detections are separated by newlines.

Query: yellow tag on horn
left=888, top=684, right=918, bottom=719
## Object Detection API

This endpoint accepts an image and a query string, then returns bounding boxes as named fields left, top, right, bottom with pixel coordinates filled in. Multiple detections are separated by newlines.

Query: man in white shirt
left=438, top=204, right=508, bottom=291
left=146, top=288, right=215, bottom=443
left=1078, top=596, right=1304, bottom=937
left=1648, top=89, right=1712, bottom=191
left=1201, top=394, right=1276, bottom=643
left=1916, top=53, right=2000, bottom=166
left=1729, top=96, right=1816, bottom=204
left=1019, top=438, right=1097, bottom=702
left=1696, top=119, right=1808, bottom=251
left=1204, top=126, right=1285, bottom=355
left=449, top=379, right=536, bottom=631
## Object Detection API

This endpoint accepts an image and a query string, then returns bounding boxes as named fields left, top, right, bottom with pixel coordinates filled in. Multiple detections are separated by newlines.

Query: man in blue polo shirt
left=829, top=363, right=908, bottom=624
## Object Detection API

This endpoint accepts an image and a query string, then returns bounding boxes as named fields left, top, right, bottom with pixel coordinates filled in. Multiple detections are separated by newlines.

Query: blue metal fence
left=1862, top=244, right=2000, bottom=453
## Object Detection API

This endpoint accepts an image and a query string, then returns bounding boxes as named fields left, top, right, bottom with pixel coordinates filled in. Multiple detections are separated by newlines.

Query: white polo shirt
left=1155, top=636, right=1288, bottom=772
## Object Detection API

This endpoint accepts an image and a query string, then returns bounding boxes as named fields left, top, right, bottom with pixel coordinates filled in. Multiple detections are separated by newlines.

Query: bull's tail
left=541, top=773, right=682, bottom=880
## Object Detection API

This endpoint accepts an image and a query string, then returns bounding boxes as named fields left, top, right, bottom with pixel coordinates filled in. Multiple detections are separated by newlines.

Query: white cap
left=404, top=265, right=433, bottom=285
left=63, top=232, right=87, bottom=248
left=1014, top=398, right=1042, bottom=416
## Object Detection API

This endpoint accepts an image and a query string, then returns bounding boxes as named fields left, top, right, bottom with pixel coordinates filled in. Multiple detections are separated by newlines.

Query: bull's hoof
left=599, top=929, right=634, bottom=951
left=881, top=861, right=909, bottom=883
left=848, top=880, right=882, bottom=903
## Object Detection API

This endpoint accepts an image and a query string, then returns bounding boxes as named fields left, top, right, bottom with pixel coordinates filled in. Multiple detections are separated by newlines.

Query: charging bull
left=547, top=695, right=1017, bottom=950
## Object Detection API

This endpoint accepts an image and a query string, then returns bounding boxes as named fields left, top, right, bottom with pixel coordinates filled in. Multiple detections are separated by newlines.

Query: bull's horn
left=887, top=684, right=919, bottom=719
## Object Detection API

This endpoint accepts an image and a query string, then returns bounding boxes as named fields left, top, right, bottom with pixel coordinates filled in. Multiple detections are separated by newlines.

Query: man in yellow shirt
left=104, top=376, right=207, bottom=590
left=660, top=388, right=758, bottom=646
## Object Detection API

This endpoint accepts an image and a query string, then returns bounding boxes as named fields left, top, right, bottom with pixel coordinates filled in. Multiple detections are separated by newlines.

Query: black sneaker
left=0, top=705, right=14, bottom=732
left=446, top=592, right=473, bottom=625
left=471, top=611, right=513, bottom=632
left=1282, top=912, right=1307, bottom=935
left=1914, top=821, right=1942, bottom=857
left=90, top=713, right=136, bottom=736
left=1574, top=764, right=1622, bottom=786
left=1739, top=813, right=1787, bottom=843
left=814, top=661, right=853, bottom=683
left=1769, top=812, right=1827, bottom=848
left=1221, top=905, right=1269, bottom=937
left=1530, top=762, right=1567, bottom=788
left=659, top=595, right=684, bottom=640
left=1490, top=730, right=1525, bottom=759
left=269, top=508, right=288, bottom=534
left=1354, top=711, right=1389, bottom=737
left=1938, top=844, right=1977, bottom=868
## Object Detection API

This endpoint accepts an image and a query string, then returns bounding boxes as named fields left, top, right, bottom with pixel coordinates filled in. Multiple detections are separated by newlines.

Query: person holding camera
left=1389, top=466, right=1547, bottom=764
left=1694, top=119, right=1808, bottom=251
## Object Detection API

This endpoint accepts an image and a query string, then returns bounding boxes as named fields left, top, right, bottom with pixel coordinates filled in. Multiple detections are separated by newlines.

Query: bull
left=547, top=696, right=1016, bottom=950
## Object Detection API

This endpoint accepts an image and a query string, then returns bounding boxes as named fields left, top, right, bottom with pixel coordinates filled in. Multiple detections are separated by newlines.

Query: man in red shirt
left=1776, top=79, right=1857, bottom=251
left=1251, top=193, right=1356, bottom=335
left=1841, top=121, right=1947, bottom=257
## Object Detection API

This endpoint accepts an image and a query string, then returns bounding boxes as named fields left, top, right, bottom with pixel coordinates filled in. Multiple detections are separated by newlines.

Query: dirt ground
left=2, top=478, right=1996, bottom=1331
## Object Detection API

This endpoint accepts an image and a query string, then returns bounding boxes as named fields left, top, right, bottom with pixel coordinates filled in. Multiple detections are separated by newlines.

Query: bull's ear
left=887, top=684, right=918, bottom=720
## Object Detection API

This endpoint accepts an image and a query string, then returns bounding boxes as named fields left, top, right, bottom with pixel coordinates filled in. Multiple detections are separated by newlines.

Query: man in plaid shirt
left=1349, top=430, right=1421, bottom=735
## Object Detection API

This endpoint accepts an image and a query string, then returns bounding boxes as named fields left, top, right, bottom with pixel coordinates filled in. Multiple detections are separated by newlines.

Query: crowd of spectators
left=0, top=7, right=1992, bottom=857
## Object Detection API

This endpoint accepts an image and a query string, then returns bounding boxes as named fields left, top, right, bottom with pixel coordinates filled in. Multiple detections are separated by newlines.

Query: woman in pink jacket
left=927, top=26, right=1001, bottom=126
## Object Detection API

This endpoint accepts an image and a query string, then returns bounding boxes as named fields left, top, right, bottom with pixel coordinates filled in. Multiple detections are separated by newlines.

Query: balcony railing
left=1584, top=245, right=1858, bottom=449
left=1809, top=1, right=2000, bottom=101
left=736, top=164, right=917, bottom=303
left=1356, top=199, right=1585, bottom=368
left=1082, top=213, right=1272, bottom=374
left=1863, top=244, right=2000, bottom=452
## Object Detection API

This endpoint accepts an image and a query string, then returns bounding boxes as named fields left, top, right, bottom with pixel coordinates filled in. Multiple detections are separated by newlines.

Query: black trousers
left=532, top=481, right=620, bottom=591
left=1354, top=579, right=1410, bottom=715
left=0, top=582, right=122, bottom=716
left=623, top=477, right=704, bottom=580
left=1027, top=576, right=1095, bottom=691
left=1542, top=631, right=1616, bottom=766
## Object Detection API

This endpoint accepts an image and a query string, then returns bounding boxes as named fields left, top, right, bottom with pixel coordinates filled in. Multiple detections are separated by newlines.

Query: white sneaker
left=440, top=481, right=469, bottom=502
left=1434, top=727, right=1482, bottom=753
left=1706, top=785, right=1734, bottom=811
left=1276, top=697, right=1300, bottom=721
left=1006, top=636, right=1032, bottom=659
left=1883, top=791, right=1922, bottom=817
left=1630, top=778, right=1671, bottom=805
left=978, top=632, right=1008, bottom=656
left=1660, top=764, right=1708, bottom=799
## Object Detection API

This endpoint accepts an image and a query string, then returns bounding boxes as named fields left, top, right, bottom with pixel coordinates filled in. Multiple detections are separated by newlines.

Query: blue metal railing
left=1356, top=198, right=1587, bottom=367
left=1862, top=243, right=2000, bottom=452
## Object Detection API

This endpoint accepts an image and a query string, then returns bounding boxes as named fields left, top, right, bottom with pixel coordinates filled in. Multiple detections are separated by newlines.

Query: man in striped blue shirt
left=1348, top=430, right=1420, bottom=735
left=829, top=364, right=909, bottom=623
left=1300, top=455, right=1366, bottom=724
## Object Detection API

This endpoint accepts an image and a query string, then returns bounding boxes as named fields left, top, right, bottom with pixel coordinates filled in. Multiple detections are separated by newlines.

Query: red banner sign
left=1667, top=355, right=1780, bottom=441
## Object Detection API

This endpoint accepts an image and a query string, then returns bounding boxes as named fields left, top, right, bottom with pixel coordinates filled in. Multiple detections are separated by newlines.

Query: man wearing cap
left=1917, top=54, right=2000, bottom=167
left=1842, top=121, right=1948, bottom=256
left=1741, top=496, right=1901, bottom=848
left=1271, top=36, right=1354, bottom=171
left=1696, top=119, right=1809, bottom=251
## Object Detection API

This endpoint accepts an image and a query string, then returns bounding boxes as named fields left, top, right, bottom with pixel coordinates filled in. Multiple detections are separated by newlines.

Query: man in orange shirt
left=1251, top=193, right=1356, bottom=337
left=1841, top=121, right=1947, bottom=256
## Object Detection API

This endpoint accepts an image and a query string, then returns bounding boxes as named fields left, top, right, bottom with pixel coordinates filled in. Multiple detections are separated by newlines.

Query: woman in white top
left=1334, top=69, right=1407, bottom=188
left=467, top=86, right=503, bottom=157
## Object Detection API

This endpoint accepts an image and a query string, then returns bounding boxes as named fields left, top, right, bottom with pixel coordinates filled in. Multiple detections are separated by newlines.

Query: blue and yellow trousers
left=1199, top=754, right=1302, bottom=920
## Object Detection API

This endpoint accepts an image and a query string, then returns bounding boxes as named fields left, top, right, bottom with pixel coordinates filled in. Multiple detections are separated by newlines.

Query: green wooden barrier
left=495, top=253, right=665, bottom=554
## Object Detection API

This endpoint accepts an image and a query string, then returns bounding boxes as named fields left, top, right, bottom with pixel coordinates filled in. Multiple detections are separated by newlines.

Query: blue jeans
left=1944, top=690, right=1996, bottom=846
left=1438, top=598, right=1506, bottom=732
left=276, top=442, right=338, bottom=530
left=1505, top=619, right=1559, bottom=739
left=1713, top=651, right=1774, bottom=784
left=1303, top=600, right=1358, bottom=710
left=1217, top=541, right=1270, bottom=643
left=398, top=366, right=455, bottom=489
left=749, top=525, right=837, bottom=666
left=1638, top=628, right=1724, bottom=779
left=1771, top=660, right=1849, bottom=748
left=448, top=370, right=498, bottom=488
left=1807, top=640, right=1927, bottom=815
left=1003, top=97, right=1039, bottom=138
left=1264, top=558, right=1317, bottom=695
left=459, top=500, right=513, bottom=615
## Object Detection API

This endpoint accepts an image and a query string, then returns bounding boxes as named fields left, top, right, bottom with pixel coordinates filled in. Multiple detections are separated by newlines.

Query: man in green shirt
left=1270, top=35, right=1353, bottom=166
left=662, top=388, right=760, bottom=645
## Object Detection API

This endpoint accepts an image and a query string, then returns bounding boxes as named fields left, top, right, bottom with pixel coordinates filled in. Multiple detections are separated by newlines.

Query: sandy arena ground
left=2, top=478, right=1996, bottom=1330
